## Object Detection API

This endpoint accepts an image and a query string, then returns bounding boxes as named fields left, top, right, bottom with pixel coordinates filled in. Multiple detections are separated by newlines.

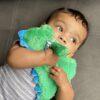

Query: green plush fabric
left=24, top=25, right=54, bottom=50
left=19, top=24, right=77, bottom=100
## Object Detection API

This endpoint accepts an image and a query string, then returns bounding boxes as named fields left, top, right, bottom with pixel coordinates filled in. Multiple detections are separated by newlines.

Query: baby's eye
left=57, top=26, right=63, bottom=32
left=70, top=37, right=77, bottom=44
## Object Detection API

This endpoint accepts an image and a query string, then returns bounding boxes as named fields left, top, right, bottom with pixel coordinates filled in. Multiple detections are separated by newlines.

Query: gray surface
left=0, top=0, right=100, bottom=100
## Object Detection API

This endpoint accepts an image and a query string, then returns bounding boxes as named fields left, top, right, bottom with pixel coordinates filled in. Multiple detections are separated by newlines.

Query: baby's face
left=48, top=12, right=87, bottom=57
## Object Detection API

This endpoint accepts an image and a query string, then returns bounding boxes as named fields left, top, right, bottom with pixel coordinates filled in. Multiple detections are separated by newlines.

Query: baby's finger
left=49, top=74, right=57, bottom=80
left=54, top=66, right=63, bottom=72
left=50, top=68, right=59, bottom=76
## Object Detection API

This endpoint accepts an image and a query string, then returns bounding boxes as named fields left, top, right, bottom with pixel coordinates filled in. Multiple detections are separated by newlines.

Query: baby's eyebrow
left=55, top=19, right=66, bottom=25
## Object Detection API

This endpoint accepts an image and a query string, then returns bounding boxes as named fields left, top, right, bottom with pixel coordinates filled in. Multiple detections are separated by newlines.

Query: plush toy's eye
left=57, top=26, right=63, bottom=32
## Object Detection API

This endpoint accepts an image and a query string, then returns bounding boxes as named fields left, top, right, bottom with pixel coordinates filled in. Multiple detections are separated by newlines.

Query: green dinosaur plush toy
left=18, top=24, right=77, bottom=100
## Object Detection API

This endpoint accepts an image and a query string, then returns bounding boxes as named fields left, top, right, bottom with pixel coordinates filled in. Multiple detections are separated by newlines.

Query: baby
left=0, top=8, right=89, bottom=100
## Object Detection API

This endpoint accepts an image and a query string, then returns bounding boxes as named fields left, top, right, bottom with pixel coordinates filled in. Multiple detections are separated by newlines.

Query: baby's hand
left=49, top=66, right=70, bottom=89
left=44, top=49, right=58, bottom=66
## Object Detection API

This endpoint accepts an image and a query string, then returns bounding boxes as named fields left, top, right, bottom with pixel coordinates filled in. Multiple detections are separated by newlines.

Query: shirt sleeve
left=12, top=39, right=20, bottom=46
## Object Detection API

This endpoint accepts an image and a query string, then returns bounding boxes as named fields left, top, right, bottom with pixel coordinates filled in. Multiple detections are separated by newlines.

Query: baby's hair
left=46, top=8, right=89, bottom=49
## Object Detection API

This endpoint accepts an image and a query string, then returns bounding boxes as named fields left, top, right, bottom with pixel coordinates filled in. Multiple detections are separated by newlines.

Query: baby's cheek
left=69, top=45, right=78, bottom=54
left=66, top=44, right=74, bottom=53
left=53, top=30, right=59, bottom=39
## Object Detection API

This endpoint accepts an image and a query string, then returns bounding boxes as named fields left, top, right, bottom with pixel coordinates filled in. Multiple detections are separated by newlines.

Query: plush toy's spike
left=35, top=84, right=41, bottom=92
left=18, top=30, right=29, bottom=48
left=36, top=92, right=41, bottom=100
left=31, top=69, right=38, bottom=77
left=32, top=76, right=39, bottom=84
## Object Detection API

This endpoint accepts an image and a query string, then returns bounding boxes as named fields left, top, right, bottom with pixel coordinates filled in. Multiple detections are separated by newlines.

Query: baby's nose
left=58, top=36, right=67, bottom=44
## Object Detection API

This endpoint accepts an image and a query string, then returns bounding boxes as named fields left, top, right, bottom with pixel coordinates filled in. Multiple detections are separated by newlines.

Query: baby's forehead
left=51, top=12, right=83, bottom=25
left=50, top=12, right=77, bottom=25
left=50, top=12, right=78, bottom=25
left=51, top=11, right=70, bottom=19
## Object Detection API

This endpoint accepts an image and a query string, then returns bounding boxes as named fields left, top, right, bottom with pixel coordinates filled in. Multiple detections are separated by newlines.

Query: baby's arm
left=50, top=66, right=74, bottom=100
left=55, top=84, right=74, bottom=100
left=7, top=44, right=58, bottom=69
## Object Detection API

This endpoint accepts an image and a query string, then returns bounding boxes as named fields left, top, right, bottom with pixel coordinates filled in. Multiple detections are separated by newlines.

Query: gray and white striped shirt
left=0, top=64, right=36, bottom=100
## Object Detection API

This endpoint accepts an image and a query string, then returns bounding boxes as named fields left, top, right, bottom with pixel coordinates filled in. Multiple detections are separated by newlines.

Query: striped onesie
left=0, top=64, right=36, bottom=100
